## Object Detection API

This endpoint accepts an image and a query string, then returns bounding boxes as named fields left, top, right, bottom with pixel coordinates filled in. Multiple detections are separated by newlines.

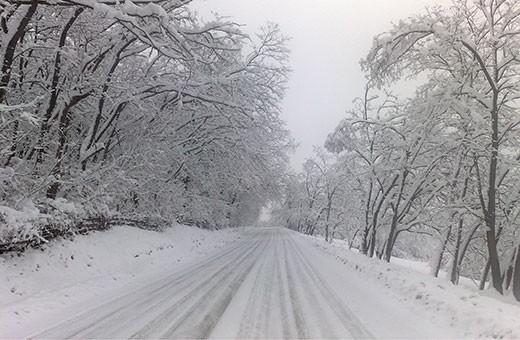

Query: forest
left=4, top=0, right=520, bottom=304
left=0, top=0, right=293, bottom=250
left=275, top=0, right=520, bottom=301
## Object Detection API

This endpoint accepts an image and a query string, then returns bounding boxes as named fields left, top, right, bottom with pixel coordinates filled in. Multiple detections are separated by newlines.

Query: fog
left=191, top=0, right=452, bottom=169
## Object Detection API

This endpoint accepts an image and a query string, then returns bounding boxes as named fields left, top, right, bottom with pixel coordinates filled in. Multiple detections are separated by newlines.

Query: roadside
left=0, top=224, right=242, bottom=338
left=4, top=225, right=513, bottom=339
left=6, top=227, right=461, bottom=339
left=304, top=232, right=520, bottom=339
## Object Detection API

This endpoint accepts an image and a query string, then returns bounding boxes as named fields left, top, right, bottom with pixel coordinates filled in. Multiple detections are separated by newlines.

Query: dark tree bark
left=479, top=259, right=491, bottom=291
left=450, top=219, right=463, bottom=284
left=512, top=246, right=520, bottom=301
left=432, top=224, right=452, bottom=278
left=0, top=1, right=38, bottom=104
left=35, top=7, right=84, bottom=166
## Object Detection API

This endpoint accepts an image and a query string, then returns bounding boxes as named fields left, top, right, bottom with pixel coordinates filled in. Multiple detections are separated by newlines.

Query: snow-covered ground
left=307, top=234, right=520, bottom=339
left=0, top=224, right=241, bottom=338
left=1, top=226, right=458, bottom=339
left=2, top=225, right=518, bottom=338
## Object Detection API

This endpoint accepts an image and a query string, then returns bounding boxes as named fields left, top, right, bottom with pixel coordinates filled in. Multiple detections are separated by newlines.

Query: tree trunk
left=35, top=7, right=84, bottom=167
left=384, top=173, right=407, bottom=263
left=384, top=213, right=399, bottom=263
left=450, top=218, right=463, bottom=284
left=484, top=88, right=503, bottom=294
left=348, top=227, right=360, bottom=250
left=479, top=259, right=491, bottom=291
left=324, top=198, right=332, bottom=242
left=377, top=241, right=386, bottom=260
left=0, top=1, right=38, bottom=104
left=368, top=225, right=376, bottom=258
left=330, top=223, right=337, bottom=244
left=47, top=92, right=90, bottom=199
left=324, top=226, right=329, bottom=242
left=504, top=255, right=514, bottom=292
left=432, top=224, right=452, bottom=278
left=512, top=246, right=520, bottom=301
left=4, top=120, right=19, bottom=166
left=360, top=226, right=370, bottom=255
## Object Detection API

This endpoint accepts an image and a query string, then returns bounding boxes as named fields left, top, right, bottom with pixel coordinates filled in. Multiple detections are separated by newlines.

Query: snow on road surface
left=311, top=235, right=520, bottom=339
left=13, top=227, right=457, bottom=339
left=0, top=224, right=239, bottom=338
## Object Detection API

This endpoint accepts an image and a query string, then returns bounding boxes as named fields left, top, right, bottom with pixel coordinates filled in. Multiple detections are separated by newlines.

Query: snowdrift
left=309, top=235, right=520, bottom=339
left=0, top=224, right=241, bottom=337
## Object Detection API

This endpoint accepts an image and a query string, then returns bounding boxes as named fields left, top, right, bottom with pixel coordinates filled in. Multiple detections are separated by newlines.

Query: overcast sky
left=190, top=0, right=452, bottom=170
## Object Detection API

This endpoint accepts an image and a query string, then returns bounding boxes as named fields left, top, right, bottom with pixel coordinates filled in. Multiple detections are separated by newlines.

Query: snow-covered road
left=30, top=228, right=456, bottom=339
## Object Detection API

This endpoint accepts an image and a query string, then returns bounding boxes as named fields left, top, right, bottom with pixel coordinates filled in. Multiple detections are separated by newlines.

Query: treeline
left=0, top=0, right=292, bottom=247
left=275, top=0, right=520, bottom=301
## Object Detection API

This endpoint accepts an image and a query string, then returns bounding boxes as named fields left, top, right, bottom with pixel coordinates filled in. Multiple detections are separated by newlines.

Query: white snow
left=0, top=201, right=45, bottom=243
left=7, top=227, right=457, bottom=339
left=3, top=225, right=519, bottom=339
left=308, top=234, right=520, bottom=339
left=0, top=224, right=241, bottom=338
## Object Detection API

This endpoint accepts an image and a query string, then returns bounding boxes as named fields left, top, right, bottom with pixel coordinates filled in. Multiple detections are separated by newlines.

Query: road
left=31, top=228, right=453, bottom=339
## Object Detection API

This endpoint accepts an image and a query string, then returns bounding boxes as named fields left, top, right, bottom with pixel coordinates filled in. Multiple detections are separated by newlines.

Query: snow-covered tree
left=364, top=0, right=520, bottom=296
left=0, top=1, right=293, bottom=247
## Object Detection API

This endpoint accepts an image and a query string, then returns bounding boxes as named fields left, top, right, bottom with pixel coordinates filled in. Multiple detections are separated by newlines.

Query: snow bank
left=0, top=201, right=44, bottom=243
left=308, top=236, right=520, bottom=339
left=0, top=224, right=241, bottom=337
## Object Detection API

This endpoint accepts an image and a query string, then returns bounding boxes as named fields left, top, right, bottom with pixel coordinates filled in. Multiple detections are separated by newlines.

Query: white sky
left=190, top=0, right=452, bottom=170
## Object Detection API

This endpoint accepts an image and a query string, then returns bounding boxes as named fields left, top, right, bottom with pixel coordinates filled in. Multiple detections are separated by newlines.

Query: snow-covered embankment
left=0, top=224, right=241, bottom=337
left=308, top=235, right=520, bottom=339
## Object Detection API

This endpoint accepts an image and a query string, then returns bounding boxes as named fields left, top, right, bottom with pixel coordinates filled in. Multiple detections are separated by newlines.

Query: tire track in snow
left=283, top=234, right=310, bottom=339
left=33, top=239, right=256, bottom=338
left=236, top=231, right=272, bottom=337
left=130, top=238, right=266, bottom=338
left=237, top=229, right=280, bottom=338
left=30, top=228, right=375, bottom=339
left=287, top=235, right=374, bottom=339
left=275, top=234, right=295, bottom=339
